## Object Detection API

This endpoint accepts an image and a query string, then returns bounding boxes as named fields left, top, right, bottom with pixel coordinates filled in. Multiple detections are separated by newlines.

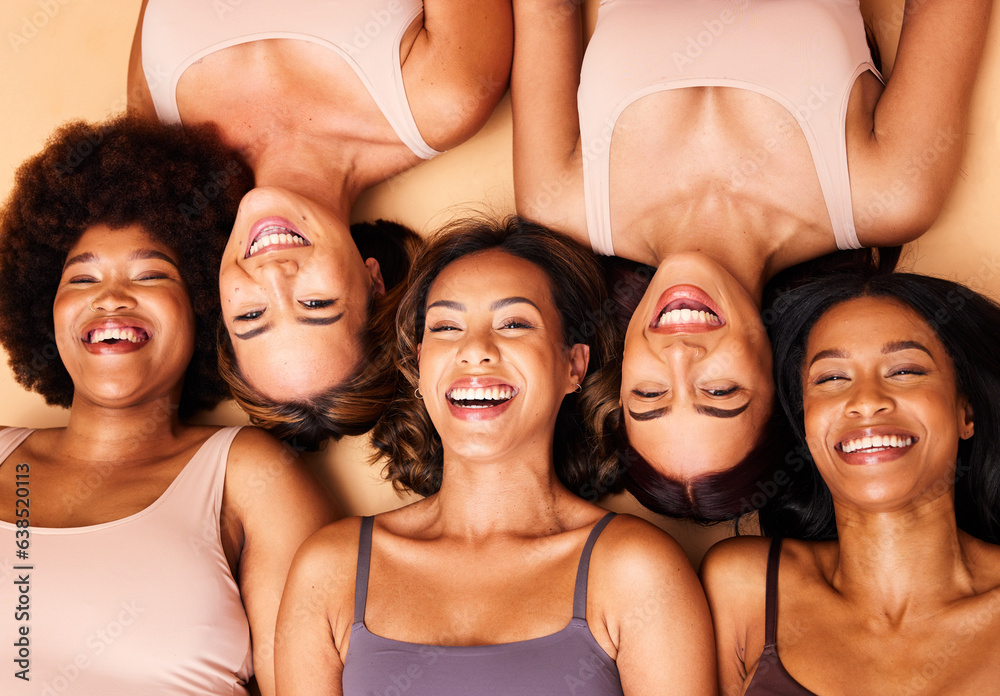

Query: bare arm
left=403, top=0, right=513, bottom=150
left=594, top=516, right=718, bottom=696
left=511, top=0, right=588, bottom=239
left=852, top=0, right=992, bottom=245
left=275, top=520, right=362, bottom=696
left=225, top=428, right=340, bottom=696
left=126, top=0, right=159, bottom=119
left=700, top=537, right=771, bottom=696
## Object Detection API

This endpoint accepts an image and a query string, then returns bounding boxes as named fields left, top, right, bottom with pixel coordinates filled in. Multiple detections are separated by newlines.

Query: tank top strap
left=763, top=537, right=784, bottom=648
left=0, top=427, right=33, bottom=466
left=354, top=516, right=375, bottom=624
left=572, top=512, right=617, bottom=619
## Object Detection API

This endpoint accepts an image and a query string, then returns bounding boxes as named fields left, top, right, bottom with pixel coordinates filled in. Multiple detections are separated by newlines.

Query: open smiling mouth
left=245, top=218, right=312, bottom=259
left=86, top=327, right=149, bottom=345
left=838, top=434, right=915, bottom=454
left=446, top=386, right=517, bottom=409
left=652, top=299, right=723, bottom=330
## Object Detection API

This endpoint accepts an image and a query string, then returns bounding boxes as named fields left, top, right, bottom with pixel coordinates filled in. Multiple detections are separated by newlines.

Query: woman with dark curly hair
left=274, top=218, right=715, bottom=695
left=128, top=0, right=513, bottom=448
left=702, top=272, right=1000, bottom=694
left=0, top=116, right=335, bottom=696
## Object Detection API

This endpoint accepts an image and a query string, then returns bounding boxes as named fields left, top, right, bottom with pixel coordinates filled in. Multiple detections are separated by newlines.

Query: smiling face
left=218, top=187, right=385, bottom=400
left=53, top=224, right=194, bottom=409
left=802, top=297, right=974, bottom=511
left=621, top=253, right=774, bottom=479
left=417, top=250, right=588, bottom=463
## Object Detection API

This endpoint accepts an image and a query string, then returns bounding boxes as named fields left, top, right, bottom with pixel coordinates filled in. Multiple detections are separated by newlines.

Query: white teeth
left=248, top=227, right=308, bottom=256
left=841, top=435, right=913, bottom=453
left=447, top=386, right=515, bottom=405
left=654, top=307, right=721, bottom=328
left=88, top=328, right=146, bottom=344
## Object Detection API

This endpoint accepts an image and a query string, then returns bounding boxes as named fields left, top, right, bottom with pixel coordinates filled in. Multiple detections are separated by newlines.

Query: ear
left=416, top=343, right=422, bottom=363
left=959, top=396, right=975, bottom=440
left=566, top=343, right=590, bottom=394
left=365, top=257, right=386, bottom=296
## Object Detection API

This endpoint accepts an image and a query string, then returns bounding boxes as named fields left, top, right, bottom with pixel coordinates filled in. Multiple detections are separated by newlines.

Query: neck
left=830, top=495, right=975, bottom=618
left=248, top=138, right=358, bottom=222
left=58, top=394, right=188, bottom=464
left=430, top=446, right=577, bottom=539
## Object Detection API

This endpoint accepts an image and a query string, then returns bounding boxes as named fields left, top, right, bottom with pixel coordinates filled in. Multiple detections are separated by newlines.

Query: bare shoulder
left=291, top=516, right=366, bottom=580
left=589, top=514, right=702, bottom=606
left=700, top=535, right=773, bottom=597
left=127, top=0, right=159, bottom=119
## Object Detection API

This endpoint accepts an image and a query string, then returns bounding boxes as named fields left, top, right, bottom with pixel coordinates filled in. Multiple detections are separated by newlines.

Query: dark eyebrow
left=696, top=402, right=751, bottom=419
left=490, top=296, right=540, bottom=312
left=628, top=406, right=671, bottom=421
left=883, top=340, right=933, bottom=357
left=297, top=313, right=344, bottom=327
left=427, top=299, right=465, bottom=312
left=63, top=249, right=179, bottom=271
left=627, top=401, right=751, bottom=421
left=234, top=323, right=273, bottom=340
left=808, top=348, right=848, bottom=367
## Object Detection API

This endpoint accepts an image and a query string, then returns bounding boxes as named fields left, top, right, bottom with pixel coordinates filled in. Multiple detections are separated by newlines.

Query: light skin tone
left=701, top=297, right=1000, bottom=695
left=127, top=0, right=513, bottom=401
left=511, top=0, right=991, bottom=480
left=0, top=225, right=337, bottom=696
left=275, top=250, right=717, bottom=695
left=621, top=253, right=774, bottom=480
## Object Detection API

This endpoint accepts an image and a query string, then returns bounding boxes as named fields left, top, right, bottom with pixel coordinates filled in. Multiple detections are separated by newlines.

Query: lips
left=835, top=427, right=918, bottom=465
left=649, top=285, right=725, bottom=335
left=80, top=318, right=152, bottom=355
left=244, top=217, right=311, bottom=259
left=444, top=378, right=518, bottom=422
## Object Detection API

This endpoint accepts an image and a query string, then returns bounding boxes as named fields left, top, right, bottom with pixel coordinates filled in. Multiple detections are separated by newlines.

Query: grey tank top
left=342, top=513, right=625, bottom=696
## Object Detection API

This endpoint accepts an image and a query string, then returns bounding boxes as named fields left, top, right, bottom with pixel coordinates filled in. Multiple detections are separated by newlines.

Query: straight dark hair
left=762, top=272, right=1000, bottom=543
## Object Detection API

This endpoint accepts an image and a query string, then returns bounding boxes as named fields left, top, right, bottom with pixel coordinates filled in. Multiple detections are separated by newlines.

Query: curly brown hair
left=370, top=216, right=624, bottom=498
left=0, top=115, right=252, bottom=416
left=216, top=220, right=421, bottom=451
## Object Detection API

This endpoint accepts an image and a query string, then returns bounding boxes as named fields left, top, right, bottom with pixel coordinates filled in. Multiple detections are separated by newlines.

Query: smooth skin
left=0, top=226, right=337, bottom=696
left=275, top=252, right=717, bottom=695
left=701, top=298, right=1000, bottom=695
left=127, top=0, right=513, bottom=401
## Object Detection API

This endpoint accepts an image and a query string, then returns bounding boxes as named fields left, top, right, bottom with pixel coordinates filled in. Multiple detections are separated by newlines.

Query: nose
left=254, top=256, right=300, bottom=280
left=457, top=327, right=500, bottom=365
left=658, top=340, right=706, bottom=364
left=90, top=282, right=137, bottom=312
left=845, top=377, right=894, bottom=419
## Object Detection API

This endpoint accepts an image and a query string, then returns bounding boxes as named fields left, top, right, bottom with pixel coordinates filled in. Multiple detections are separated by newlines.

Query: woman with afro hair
left=0, top=115, right=335, bottom=696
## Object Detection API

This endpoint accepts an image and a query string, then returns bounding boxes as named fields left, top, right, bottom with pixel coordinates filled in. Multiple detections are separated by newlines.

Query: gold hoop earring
left=573, top=383, right=582, bottom=393
left=414, top=387, right=423, bottom=400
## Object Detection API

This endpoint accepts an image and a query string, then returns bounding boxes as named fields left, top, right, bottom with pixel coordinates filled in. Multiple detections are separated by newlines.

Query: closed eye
left=300, top=299, right=334, bottom=309
left=235, top=309, right=264, bottom=322
left=704, top=386, right=740, bottom=397
left=632, top=389, right=666, bottom=399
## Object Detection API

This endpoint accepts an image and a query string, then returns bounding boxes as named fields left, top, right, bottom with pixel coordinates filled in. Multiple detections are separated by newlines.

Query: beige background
left=1, top=0, right=997, bottom=563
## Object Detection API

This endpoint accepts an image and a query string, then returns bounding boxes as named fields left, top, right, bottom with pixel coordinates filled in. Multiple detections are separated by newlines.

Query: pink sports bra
left=141, top=0, right=441, bottom=159
left=0, top=427, right=252, bottom=695
left=578, top=0, right=881, bottom=255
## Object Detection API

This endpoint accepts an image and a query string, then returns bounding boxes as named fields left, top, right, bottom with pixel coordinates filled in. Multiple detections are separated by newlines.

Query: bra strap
left=353, top=516, right=375, bottom=624
left=572, top=512, right=617, bottom=619
left=763, top=537, right=784, bottom=647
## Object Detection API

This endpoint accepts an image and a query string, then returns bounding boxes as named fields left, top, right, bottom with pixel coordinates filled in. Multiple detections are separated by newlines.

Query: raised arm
left=403, top=0, right=513, bottom=150
left=594, top=516, right=718, bottom=696
left=511, top=0, right=589, bottom=240
left=852, top=0, right=992, bottom=245
left=126, top=0, right=159, bottom=119
left=224, top=428, right=340, bottom=696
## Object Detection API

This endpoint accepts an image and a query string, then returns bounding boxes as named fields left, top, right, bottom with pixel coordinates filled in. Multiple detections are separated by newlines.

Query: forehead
left=427, top=250, right=556, bottom=304
left=807, top=296, right=944, bottom=355
left=67, top=224, right=174, bottom=259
